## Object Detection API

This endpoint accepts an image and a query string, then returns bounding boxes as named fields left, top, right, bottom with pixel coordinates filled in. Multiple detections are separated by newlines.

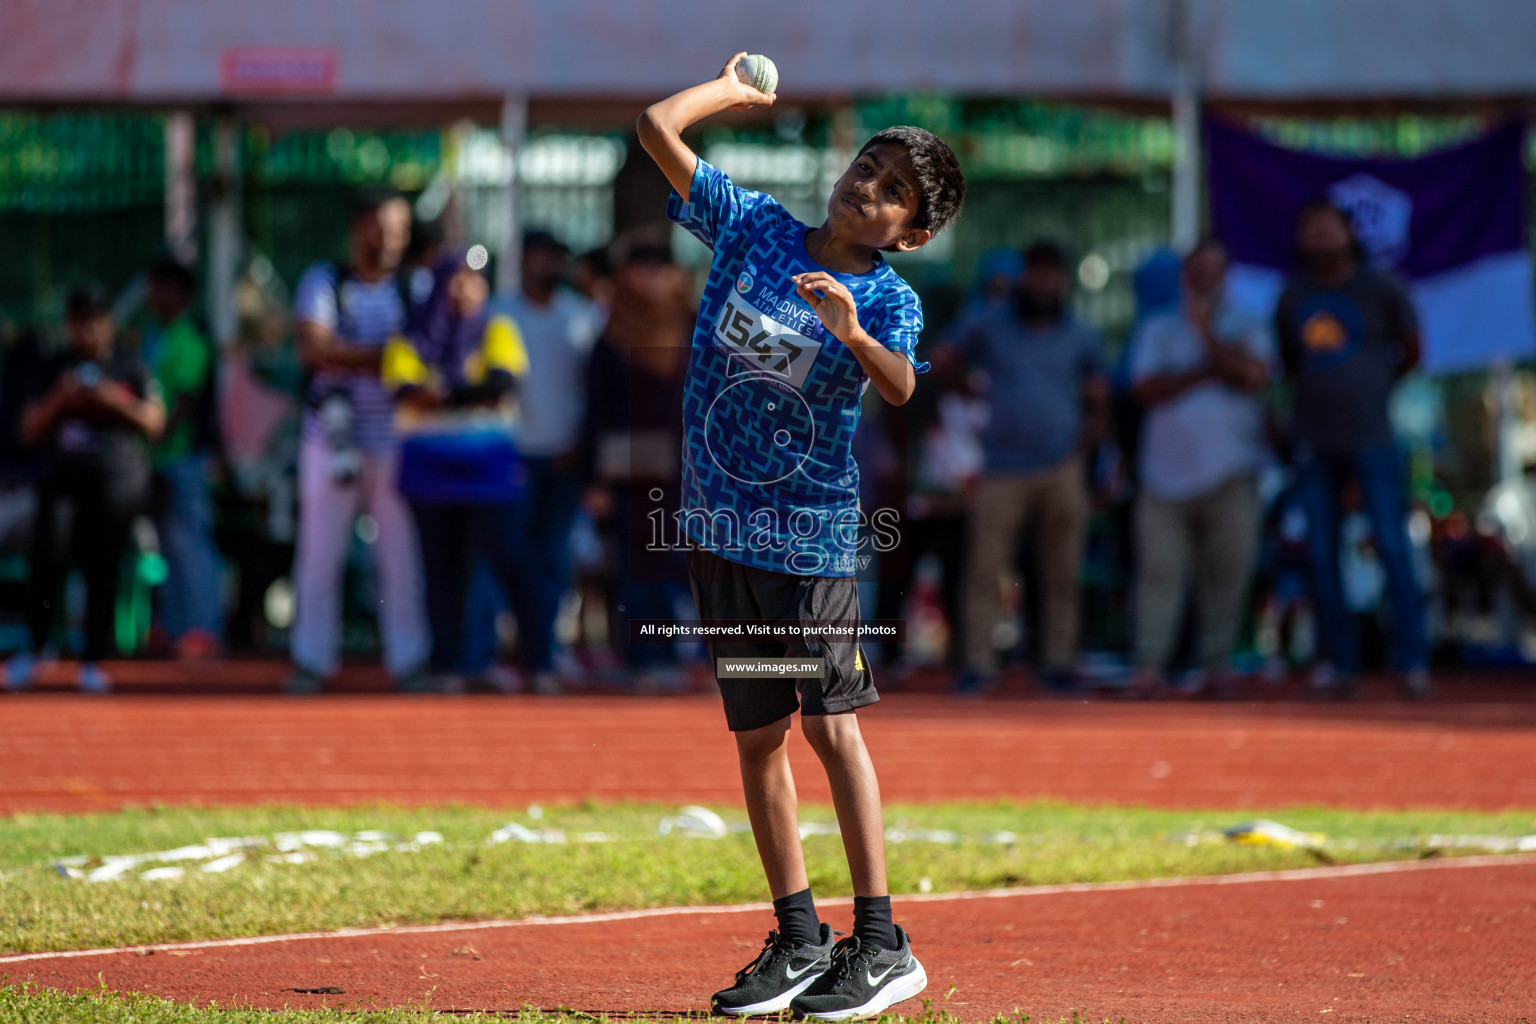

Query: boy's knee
left=801, top=712, right=863, bottom=759
left=734, top=717, right=792, bottom=762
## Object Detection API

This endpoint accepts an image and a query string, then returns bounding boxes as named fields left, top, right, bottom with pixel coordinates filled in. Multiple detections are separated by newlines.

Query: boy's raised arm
left=637, top=53, right=776, bottom=197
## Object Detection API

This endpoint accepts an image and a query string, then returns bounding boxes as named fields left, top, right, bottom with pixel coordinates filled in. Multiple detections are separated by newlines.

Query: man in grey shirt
left=941, top=242, right=1108, bottom=692
left=1129, top=240, right=1272, bottom=698
left=1275, top=201, right=1428, bottom=699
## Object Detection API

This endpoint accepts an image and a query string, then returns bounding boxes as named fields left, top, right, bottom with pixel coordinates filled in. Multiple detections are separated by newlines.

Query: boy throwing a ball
left=638, top=54, right=964, bottom=1020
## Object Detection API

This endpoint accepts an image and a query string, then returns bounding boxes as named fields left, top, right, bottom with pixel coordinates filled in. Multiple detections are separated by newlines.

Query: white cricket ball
left=736, top=54, right=778, bottom=96
left=466, top=244, right=489, bottom=271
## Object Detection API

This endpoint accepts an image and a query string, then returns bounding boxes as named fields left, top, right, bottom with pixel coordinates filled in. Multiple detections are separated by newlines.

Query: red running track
left=6, top=858, right=1534, bottom=1023
left=4, top=673, right=1536, bottom=813
left=5, top=669, right=1536, bottom=1021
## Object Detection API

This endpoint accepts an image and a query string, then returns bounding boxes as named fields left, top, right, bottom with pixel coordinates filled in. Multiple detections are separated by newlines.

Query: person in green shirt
left=145, top=256, right=223, bottom=658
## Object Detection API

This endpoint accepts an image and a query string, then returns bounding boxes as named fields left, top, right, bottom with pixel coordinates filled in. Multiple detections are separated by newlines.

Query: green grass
left=2, top=801, right=1533, bottom=957
left=0, top=983, right=1118, bottom=1024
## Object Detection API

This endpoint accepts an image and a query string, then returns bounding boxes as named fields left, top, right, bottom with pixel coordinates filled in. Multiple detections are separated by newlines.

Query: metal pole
left=1493, top=360, right=1520, bottom=485
left=496, top=95, right=528, bottom=296
left=163, top=112, right=196, bottom=263
left=1170, top=0, right=1202, bottom=251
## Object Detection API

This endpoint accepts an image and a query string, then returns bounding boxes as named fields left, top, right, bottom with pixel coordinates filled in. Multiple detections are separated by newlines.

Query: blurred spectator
left=491, top=230, right=602, bottom=683
left=1112, top=247, right=1183, bottom=485
left=143, top=256, right=224, bottom=660
left=287, top=191, right=428, bottom=693
left=583, top=240, right=696, bottom=687
left=218, top=256, right=302, bottom=653
left=1253, top=486, right=1319, bottom=677
left=0, top=328, right=48, bottom=479
left=874, top=255, right=1002, bottom=671
left=403, top=217, right=447, bottom=312
left=945, top=242, right=1109, bottom=691
left=383, top=252, right=540, bottom=692
left=1276, top=200, right=1430, bottom=699
left=1127, top=240, right=1273, bottom=698
left=572, top=246, right=615, bottom=315
left=960, top=247, right=1025, bottom=322
left=4, top=287, right=165, bottom=692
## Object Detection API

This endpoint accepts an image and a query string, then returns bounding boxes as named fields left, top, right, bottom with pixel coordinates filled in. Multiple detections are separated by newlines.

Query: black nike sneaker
left=711, top=924, right=836, bottom=1016
left=790, top=926, right=927, bottom=1021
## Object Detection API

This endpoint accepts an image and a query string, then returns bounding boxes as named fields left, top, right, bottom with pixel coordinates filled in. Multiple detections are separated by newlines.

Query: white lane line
left=2, top=852, right=1530, bottom=966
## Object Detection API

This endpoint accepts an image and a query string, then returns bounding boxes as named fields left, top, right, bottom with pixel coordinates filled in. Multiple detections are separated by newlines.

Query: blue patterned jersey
left=667, top=158, right=927, bottom=577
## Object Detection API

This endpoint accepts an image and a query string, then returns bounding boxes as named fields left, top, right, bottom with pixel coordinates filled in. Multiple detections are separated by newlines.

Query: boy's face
left=825, top=143, right=930, bottom=253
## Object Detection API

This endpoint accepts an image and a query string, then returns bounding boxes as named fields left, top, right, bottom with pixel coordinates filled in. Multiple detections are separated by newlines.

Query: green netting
left=0, top=105, right=1529, bottom=333
left=232, top=125, right=442, bottom=187
left=0, top=113, right=446, bottom=325
left=0, top=112, right=164, bottom=213
left=858, top=96, right=1177, bottom=179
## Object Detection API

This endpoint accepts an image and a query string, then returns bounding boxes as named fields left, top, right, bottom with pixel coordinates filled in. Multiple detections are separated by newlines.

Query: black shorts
left=686, top=548, right=877, bottom=732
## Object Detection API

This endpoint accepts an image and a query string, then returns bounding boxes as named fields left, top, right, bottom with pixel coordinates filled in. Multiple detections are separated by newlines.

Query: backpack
left=301, top=261, right=415, bottom=409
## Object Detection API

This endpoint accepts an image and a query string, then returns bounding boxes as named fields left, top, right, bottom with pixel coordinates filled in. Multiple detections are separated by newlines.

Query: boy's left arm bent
left=792, top=271, right=916, bottom=406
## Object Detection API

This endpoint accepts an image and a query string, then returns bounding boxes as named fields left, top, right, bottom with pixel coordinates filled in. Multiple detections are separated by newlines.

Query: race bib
left=713, top=289, right=822, bottom=389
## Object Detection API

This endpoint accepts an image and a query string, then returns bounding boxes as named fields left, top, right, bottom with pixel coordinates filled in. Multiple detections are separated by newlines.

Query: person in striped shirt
left=286, top=191, right=429, bottom=694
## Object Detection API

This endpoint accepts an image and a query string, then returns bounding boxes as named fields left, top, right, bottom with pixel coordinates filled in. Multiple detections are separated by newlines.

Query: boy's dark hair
left=65, top=284, right=111, bottom=321
left=146, top=254, right=196, bottom=297
left=859, top=126, right=965, bottom=238
left=1023, top=240, right=1068, bottom=270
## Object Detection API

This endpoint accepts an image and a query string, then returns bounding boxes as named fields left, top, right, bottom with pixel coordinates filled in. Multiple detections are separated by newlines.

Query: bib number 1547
left=714, top=291, right=819, bottom=389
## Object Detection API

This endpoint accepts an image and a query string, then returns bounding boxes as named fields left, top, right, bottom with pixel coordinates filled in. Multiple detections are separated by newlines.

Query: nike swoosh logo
left=867, top=962, right=902, bottom=987
left=785, top=961, right=821, bottom=980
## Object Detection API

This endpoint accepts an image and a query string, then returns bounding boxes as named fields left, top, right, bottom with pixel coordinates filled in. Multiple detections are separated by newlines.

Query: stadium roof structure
left=4, top=0, right=1536, bottom=118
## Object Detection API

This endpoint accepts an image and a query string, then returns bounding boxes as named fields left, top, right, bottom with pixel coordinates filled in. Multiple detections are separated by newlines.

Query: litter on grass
left=58, top=806, right=1026, bottom=881
left=1177, top=819, right=1536, bottom=858
left=486, top=822, right=618, bottom=845
left=481, top=808, right=1020, bottom=847
left=55, top=830, right=444, bottom=883
left=71, top=809, right=1522, bottom=886
left=658, top=805, right=729, bottom=838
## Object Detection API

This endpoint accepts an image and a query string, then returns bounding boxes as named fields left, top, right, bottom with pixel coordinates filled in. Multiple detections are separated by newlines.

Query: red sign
left=219, top=47, right=340, bottom=95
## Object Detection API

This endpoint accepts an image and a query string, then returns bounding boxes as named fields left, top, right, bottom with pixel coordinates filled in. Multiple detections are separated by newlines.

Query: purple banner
left=1206, top=117, right=1527, bottom=279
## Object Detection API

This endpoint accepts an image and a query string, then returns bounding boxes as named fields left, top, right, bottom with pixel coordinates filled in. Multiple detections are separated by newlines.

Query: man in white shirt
left=1128, top=240, right=1273, bottom=698
left=491, top=231, right=601, bottom=687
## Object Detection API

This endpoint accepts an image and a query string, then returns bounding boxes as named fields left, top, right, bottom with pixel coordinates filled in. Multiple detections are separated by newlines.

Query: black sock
left=852, top=895, right=897, bottom=950
left=772, top=888, right=821, bottom=946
